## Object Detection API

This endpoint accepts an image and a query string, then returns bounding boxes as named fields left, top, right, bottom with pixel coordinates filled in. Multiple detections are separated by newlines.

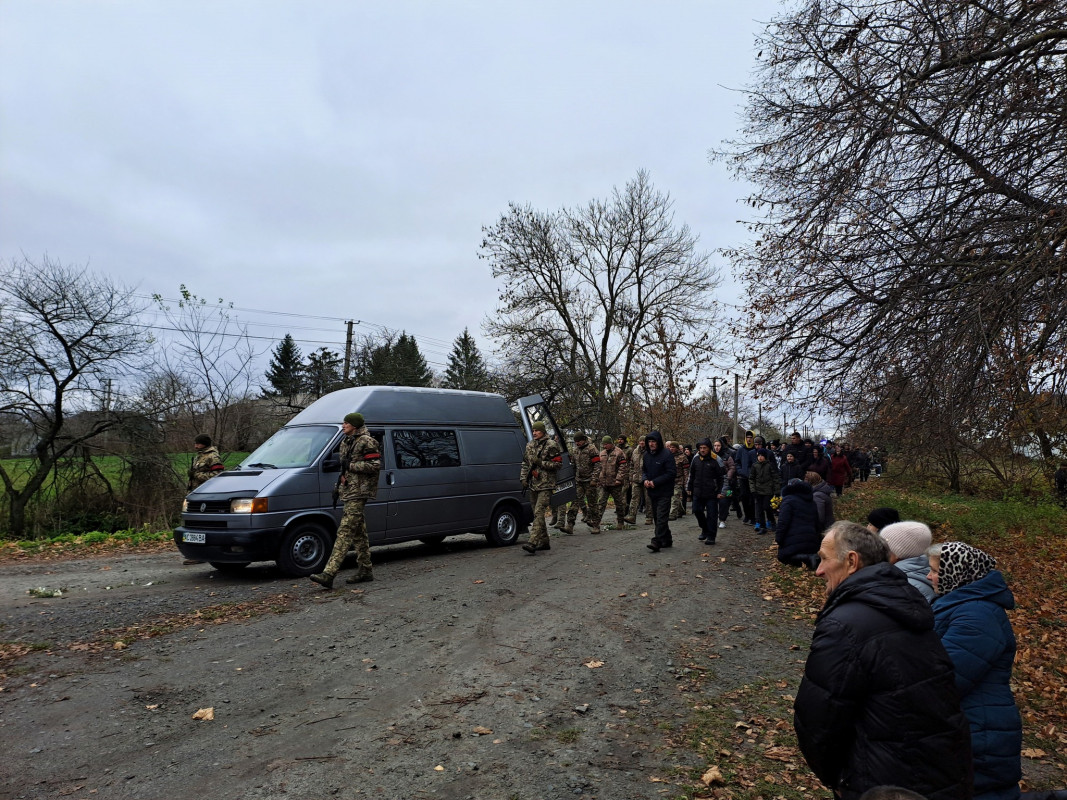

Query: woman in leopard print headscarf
left=928, top=541, right=1022, bottom=800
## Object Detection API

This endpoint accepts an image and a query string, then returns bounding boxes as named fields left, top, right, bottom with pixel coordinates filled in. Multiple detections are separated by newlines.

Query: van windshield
left=240, top=425, right=338, bottom=469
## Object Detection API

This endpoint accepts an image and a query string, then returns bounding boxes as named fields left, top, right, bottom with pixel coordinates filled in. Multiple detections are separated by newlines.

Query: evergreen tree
left=304, top=347, right=343, bottom=398
left=443, top=328, right=490, bottom=391
left=263, top=333, right=304, bottom=404
left=364, top=332, right=433, bottom=387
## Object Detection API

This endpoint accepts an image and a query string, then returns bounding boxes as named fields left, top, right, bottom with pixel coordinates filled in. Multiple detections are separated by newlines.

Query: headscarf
left=937, top=541, right=996, bottom=595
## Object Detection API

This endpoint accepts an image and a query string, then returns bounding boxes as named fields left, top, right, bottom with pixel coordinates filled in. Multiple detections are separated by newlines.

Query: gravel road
left=0, top=516, right=810, bottom=800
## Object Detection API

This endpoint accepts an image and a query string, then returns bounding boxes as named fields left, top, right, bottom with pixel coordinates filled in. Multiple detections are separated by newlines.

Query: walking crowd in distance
left=529, top=425, right=1052, bottom=800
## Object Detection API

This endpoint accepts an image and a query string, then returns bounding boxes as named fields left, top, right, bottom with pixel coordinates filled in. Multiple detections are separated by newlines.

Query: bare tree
left=481, top=171, right=720, bottom=433
left=716, top=0, right=1067, bottom=460
left=151, top=286, right=261, bottom=450
left=0, top=257, right=149, bottom=538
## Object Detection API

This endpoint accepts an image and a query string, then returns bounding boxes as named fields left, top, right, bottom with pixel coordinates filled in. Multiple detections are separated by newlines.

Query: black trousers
left=650, top=494, right=672, bottom=546
left=692, top=495, right=717, bottom=538
left=738, top=476, right=755, bottom=521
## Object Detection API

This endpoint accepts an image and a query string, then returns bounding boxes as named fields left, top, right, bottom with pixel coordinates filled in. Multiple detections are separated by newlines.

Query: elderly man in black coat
left=794, top=521, right=973, bottom=800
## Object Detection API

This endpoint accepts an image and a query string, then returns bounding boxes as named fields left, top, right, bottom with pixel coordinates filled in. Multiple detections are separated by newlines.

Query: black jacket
left=794, top=563, right=973, bottom=800
left=775, top=480, right=819, bottom=562
left=780, top=459, right=808, bottom=490
left=641, top=431, right=676, bottom=499
left=687, top=451, right=723, bottom=499
left=782, top=442, right=811, bottom=469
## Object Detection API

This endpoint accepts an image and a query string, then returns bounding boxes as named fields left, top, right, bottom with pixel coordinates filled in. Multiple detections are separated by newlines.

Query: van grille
left=184, top=519, right=228, bottom=529
left=189, top=500, right=231, bottom=513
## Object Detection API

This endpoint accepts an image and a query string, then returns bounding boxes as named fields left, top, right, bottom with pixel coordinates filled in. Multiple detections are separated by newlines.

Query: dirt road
left=0, top=517, right=811, bottom=800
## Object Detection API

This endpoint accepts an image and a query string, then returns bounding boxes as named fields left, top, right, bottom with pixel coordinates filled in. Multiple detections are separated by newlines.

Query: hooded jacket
left=748, top=450, right=781, bottom=495
left=641, top=431, right=676, bottom=499
left=933, top=570, right=1021, bottom=800
left=794, top=563, right=973, bottom=800
left=829, top=453, right=853, bottom=487
left=895, top=555, right=936, bottom=602
left=775, top=480, right=820, bottom=562
left=687, top=440, right=723, bottom=500
left=810, top=478, right=835, bottom=532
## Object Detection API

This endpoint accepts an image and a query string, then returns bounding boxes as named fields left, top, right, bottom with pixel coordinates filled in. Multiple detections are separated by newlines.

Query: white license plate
left=182, top=532, right=206, bottom=544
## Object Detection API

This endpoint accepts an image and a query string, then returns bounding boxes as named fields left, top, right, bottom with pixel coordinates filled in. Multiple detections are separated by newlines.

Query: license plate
left=182, top=532, right=206, bottom=544
left=555, top=480, right=575, bottom=492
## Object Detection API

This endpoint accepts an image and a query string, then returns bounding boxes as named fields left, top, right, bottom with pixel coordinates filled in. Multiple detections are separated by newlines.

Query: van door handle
left=386, top=472, right=395, bottom=486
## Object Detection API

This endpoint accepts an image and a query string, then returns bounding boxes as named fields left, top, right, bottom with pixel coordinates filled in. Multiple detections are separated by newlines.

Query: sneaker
left=753, top=524, right=762, bottom=533
left=718, top=521, right=726, bottom=529
left=698, top=533, right=708, bottom=542
left=707, top=538, right=717, bottom=545
left=742, top=518, right=753, bottom=525
left=767, top=522, right=777, bottom=531
left=646, top=542, right=661, bottom=553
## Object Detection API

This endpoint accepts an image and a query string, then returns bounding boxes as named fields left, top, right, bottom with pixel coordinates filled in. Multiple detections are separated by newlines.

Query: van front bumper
left=173, top=526, right=286, bottom=564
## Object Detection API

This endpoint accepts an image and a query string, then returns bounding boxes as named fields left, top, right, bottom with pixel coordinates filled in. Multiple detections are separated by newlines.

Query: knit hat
left=937, top=541, right=996, bottom=595
left=602, top=435, right=614, bottom=445
left=344, top=412, right=365, bottom=428
left=531, top=421, right=547, bottom=433
left=879, top=521, right=932, bottom=560
left=866, top=507, right=900, bottom=530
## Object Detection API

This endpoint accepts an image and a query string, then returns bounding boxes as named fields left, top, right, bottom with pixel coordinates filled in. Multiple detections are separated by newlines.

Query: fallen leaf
left=472, top=726, right=492, bottom=735
left=145, top=704, right=159, bottom=710
left=112, top=641, right=127, bottom=650
left=702, top=766, right=725, bottom=786
left=192, top=707, right=215, bottom=721
left=472, top=580, right=484, bottom=584
left=434, top=765, right=445, bottom=771
left=640, top=592, right=649, bottom=598
left=618, top=593, right=627, bottom=597
left=584, top=660, right=605, bottom=668
left=1022, top=748, right=1047, bottom=758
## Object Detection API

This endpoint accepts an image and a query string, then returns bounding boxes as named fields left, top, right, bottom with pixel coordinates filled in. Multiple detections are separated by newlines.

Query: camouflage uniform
left=321, top=427, right=381, bottom=580
left=670, top=445, right=690, bottom=520
left=626, top=441, right=652, bottom=524
left=188, top=446, right=224, bottom=490
left=596, top=443, right=630, bottom=530
left=565, top=439, right=602, bottom=533
left=520, top=434, right=563, bottom=548
left=548, top=437, right=563, bottom=528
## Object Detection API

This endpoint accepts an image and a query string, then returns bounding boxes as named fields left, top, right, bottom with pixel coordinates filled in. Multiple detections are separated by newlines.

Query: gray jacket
left=894, top=555, right=936, bottom=602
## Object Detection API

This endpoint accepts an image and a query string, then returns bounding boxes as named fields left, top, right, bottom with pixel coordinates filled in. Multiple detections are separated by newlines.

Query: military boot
left=345, top=568, right=374, bottom=584
left=562, top=524, right=574, bottom=534
left=309, top=572, right=334, bottom=589
left=623, top=515, right=636, bottom=524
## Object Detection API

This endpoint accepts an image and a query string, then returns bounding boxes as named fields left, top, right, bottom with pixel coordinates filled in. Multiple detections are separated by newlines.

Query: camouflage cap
left=531, top=421, right=547, bottom=433
left=344, top=412, right=365, bottom=427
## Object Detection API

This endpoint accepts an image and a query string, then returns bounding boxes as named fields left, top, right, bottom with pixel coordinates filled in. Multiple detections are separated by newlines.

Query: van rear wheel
left=486, top=506, right=520, bottom=547
left=277, top=522, right=332, bottom=577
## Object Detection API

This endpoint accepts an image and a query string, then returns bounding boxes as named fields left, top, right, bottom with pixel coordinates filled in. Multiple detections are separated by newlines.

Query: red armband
left=210, top=464, right=225, bottom=472
left=591, top=456, right=601, bottom=463
left=364, top=452, right=380, bottom=460
left=552, top=455, right=563, bottom=462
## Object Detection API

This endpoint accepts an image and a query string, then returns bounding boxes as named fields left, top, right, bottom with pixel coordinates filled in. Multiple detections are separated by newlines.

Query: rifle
left=332, top=451, right=352, bottom=508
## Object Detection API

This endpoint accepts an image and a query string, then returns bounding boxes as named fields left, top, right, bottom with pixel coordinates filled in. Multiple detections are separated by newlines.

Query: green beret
left=602, top=435, right=614, bottom=445
left=344, top=412, right=365, bottom=427
left=531, top=421, right=547, bottom=433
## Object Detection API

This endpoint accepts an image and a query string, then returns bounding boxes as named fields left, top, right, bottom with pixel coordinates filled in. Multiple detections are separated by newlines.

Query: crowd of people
left=532, top=426, right=1046, bottom=800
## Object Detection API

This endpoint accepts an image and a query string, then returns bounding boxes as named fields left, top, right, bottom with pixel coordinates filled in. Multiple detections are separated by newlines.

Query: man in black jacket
left=795, top=521, right=972, bottom=800
left=641, top=430, right=676, bottom=552
left=687, top=438, right=723, bottom=544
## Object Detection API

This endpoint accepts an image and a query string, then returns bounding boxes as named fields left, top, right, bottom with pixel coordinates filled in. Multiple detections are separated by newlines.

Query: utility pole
left=758, top=402, right=763, bottom=433
left=732, top=374, right=740, bottom=445
left=342, top=320, right=355, bottom=384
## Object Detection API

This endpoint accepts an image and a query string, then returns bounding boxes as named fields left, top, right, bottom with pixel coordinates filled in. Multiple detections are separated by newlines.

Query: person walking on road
left=687, top=438, right=723, bottom=544
left=642, top=431, right=676, bottom=553
left=564, top=433, right=601, bottom=534
left=520, top=421, right=563, bottom=555
left=596, top=435, right=630, bottom=531
left=626, top=439, right=652, bottom=526
left=310, top=412, right=382, bottom=588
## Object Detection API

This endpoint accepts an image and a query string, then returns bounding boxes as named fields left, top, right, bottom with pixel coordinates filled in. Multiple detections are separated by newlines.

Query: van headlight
left=230, top=498, right=268, bottom=513
left=182, top=499, right=188, bottom=513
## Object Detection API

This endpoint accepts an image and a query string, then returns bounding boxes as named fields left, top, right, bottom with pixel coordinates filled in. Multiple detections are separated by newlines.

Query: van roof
left=286, top=386, right=519, bottom=428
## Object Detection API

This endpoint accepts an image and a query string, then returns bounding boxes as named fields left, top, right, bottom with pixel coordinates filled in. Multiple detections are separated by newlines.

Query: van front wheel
left=486, top=506, right=520, bottom=547
left=277, top=522, right=333, bottom=577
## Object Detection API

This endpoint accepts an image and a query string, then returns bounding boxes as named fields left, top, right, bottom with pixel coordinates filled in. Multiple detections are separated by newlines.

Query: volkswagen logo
left=200, top=503, right=207, bottom=512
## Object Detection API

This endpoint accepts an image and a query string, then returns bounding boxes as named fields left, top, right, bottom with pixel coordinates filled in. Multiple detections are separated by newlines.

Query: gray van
left=174, top=387, right=576, bottom=576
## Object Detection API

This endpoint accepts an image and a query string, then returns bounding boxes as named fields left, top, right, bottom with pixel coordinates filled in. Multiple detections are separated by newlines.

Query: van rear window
left=392, top=429, right=461, bottom=469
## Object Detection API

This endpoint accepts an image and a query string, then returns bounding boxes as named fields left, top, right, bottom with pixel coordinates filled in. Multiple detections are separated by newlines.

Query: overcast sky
left=1, top=0, right=782, bottom=372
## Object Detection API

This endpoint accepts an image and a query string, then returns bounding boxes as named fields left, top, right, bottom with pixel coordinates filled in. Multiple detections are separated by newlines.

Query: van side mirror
left=322, top=455, right=341, bottom=473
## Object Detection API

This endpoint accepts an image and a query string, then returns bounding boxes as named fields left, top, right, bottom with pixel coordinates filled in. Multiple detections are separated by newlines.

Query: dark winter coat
left=735, top=443, right=759, bottom=478
left=775, top=481, right=820, bottom=563
left=794, top=563, right=973, bottom=800
left=810, top=479, right=835, bottom=532
left=933, top=571, right=1021, bottom=800
left=748, top=453, right=780, bottom=496
left=780, top=459, right=807, bottom=490
left=782, top=441, right=811, bottom=469
left=809, top=453, right=831, bottom=480
left=829, top=454, right=852, bottom=487
left=687, top=450, right=723, bottom=500
left=641, top=431, right=676, bottom=499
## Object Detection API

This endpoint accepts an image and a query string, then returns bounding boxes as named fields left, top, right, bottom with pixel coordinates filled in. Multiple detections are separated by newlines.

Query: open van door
left=516, top=394, right=577, bottom=508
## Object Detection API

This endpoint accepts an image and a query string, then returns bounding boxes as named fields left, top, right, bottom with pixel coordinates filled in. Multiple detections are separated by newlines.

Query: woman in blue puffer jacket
left=928, top=541, right=1022, bottom=800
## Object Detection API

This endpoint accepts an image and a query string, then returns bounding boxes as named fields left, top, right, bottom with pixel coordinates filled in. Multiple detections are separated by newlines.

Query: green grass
left=0, top=452, right=247, bottom=494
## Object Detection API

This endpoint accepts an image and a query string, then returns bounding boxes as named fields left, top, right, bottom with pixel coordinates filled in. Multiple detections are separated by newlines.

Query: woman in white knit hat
left=878, top=520, right=935, bottom=601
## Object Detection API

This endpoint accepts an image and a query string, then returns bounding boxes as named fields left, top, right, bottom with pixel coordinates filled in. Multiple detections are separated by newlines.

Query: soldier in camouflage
left=596, top=435, right=630, bottom=531
left=669, top=441, right=690, bottom=520
left=626, top=439, right=652, bottom=525
left=188, top=434, right=224, bottom=491
left=564, top=433, right=602, bottom=534
left=310, top=412, right=382, bottom=588
left=520, top=421, right=563, bottom=554
left=615, top=435, right=631, bottom=511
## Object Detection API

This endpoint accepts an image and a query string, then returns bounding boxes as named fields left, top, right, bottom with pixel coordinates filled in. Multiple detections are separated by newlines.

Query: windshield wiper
left=246, top=463, right=277, bottom=469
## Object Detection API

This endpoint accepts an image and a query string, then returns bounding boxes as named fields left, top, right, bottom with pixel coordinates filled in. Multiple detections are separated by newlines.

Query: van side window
left=392, top=429, right=461, bottom=469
